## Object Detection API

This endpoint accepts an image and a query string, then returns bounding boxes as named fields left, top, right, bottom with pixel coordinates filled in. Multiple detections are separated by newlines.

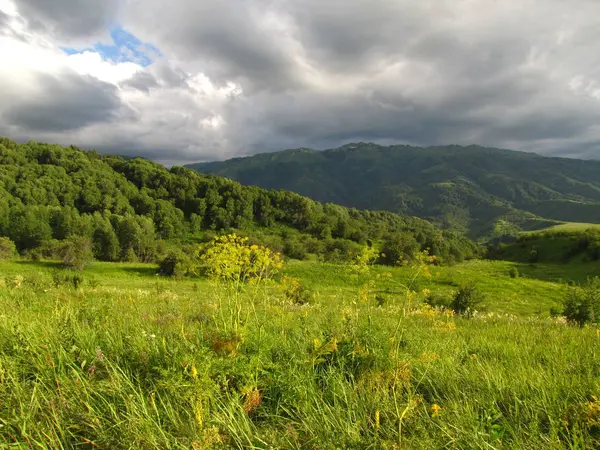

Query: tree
left=0, top=237, right=17, bottom=259
left=451, top=282, right=485, bottom=318
left=92, top=220, right=120, bottom=261
left=562, top=278, right=600, bottom=327
left=379, top=232, right=420, bottom=266
left=61, top=235, right=94, bottom=270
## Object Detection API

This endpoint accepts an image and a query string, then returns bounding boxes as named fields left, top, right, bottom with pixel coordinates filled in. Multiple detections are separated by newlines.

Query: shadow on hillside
left=513, top=262, right=596, bottom=284
left=121, top=266, right=159, bottom=277
left=14, top=260, right=62, bottom=270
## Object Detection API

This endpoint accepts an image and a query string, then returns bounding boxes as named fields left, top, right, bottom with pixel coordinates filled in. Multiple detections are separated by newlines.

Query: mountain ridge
left=185, top=143, right=600, bottom=238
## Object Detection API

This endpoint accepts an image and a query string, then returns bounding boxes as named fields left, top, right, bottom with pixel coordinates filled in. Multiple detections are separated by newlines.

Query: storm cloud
left=4, top=72, right=126, bottom=132
left=1, top=0, right=600, bottom=164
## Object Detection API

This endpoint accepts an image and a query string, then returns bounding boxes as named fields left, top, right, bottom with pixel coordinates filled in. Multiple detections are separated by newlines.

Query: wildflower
left=431, top=404, right=442, bottom=417
left=242, top=387, right=262, bottom=414
left=419, top=352, right=440, bottom=363
left=470, top=354, right=478, bottom=360
left=190, top=365, right=198, bottom=379
left=422, top=288, right=431, bottom=296
left=375, top=410, right=380, bottom=430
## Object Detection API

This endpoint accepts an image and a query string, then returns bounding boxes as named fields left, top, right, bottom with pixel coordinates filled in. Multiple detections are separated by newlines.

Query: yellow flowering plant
left=200, top=234, right=283, bottom=285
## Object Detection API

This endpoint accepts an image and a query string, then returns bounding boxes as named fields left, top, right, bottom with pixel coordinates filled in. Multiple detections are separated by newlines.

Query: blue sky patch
left=62, top=26, right=162, bottom=67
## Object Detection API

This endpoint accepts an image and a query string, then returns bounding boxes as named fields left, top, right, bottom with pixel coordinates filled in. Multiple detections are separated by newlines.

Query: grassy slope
left=1, top=258, right=573, bottom=316
left=525, top=222, right=600, bottom=234
left=1, top=259, right=599, bottom=448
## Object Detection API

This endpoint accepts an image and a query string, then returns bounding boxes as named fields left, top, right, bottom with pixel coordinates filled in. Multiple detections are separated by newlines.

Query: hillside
left=186, top=143, right=600, bottom=238
left=0, top=137, right=474, bottom=263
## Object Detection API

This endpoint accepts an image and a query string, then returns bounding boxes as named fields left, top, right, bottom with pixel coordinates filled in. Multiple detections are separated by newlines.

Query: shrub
left=451, top=282, right=485, bottom=317
left=281, top=276, right=311, bottom=305
left=562, top=277, right=600, bottom=327
left=424, top=293, right=452, bottom=309
left=52, top=270, right=85, bottom=289
left=508, top=267, right=520, bottom=278
left=200, top=234, right=283, bottom=284
left=283, top=238, right=308, bottom=260
left=529, top=248, right=539, bottom=263
left=60, top=236, right=93, bottom=270
left=378, top=233, right=420, bottom=266
left=0, top=237, right=17, bottom=260
left=158, top=251, right=199, bottom=278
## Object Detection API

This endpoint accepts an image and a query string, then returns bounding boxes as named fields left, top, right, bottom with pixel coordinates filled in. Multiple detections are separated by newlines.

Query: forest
left=0, top=137, right=475, bottom=266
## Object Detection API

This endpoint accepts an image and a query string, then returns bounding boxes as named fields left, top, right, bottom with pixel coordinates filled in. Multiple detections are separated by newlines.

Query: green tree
left=0, top=237, right=17, bottom=259
left=61, top=235, right=94, bottom=270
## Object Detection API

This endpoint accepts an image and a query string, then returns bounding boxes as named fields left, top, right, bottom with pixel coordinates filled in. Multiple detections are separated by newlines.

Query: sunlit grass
left=0, top=259, right=599, bottom=448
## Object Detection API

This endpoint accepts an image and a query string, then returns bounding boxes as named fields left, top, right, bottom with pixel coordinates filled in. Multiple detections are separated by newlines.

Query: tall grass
left=0, top=263, right=598, bottom=448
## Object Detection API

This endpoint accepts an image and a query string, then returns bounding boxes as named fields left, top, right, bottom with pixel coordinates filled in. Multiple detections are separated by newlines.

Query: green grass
left=524, top=222, right=600, bottom=234
left=1, top=259, right=599, bottom=448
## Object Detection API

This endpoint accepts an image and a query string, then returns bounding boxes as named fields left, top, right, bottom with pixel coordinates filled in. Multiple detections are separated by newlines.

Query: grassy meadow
left=1, top=258, right=600, bottom=448
left=523, top=222, right=600, bottom=235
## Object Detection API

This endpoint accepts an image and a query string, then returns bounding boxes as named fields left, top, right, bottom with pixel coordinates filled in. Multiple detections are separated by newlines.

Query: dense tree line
left=0, top=137, right=476, bottom=264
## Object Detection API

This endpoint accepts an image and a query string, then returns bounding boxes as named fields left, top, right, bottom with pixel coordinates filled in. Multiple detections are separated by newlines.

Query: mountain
left=186, top=143, right=600, bottom=238
left=0, top=137, right=475, bottom=263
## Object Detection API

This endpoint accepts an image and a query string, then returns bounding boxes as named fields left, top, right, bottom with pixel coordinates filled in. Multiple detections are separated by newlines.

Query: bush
left=200, top=234, right=283, bottom=284
left=158, top=251, right=199, bottom=278
left=52, top=270, right=85, bottom=289
left=283, top=238, right=308, bottom=260
left=60, top=236, right=93, bottom=270
left=378, top=233, right=420, bottom=266
left=281, top=276, right=311, bottom=305
left=424, top=293, right=452, bottom=309
left=529, top=248, right=539, bottom=263
left=508, top=267, right=520, bottom=278
left=451, top=282, right=485, bottom=317
left=0, top=237, right=17, bottom=260
left=562, top=277, right=600, bottom=327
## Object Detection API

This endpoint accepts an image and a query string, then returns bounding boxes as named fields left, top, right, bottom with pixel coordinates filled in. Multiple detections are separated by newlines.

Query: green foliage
left=451, top=282, right=485, bottom=317
left=0, top=236, right=16, bottom=259
left=508, top=267, right=520, bottom=278
left=60, top=235, right=94, bottom=270
left=52, top=269, right=85, bottom=289
left=187, top=142, right=600, bottom=239
left=424, top=292, right=452, bottom=308
left=490, top=228, right=600, bottom=264
left=158, top=251, right=199, bottom=278
left=0, top=137, right=474, bottom=265
left=378, top=232, right=420, bottom=265
left=562, top=278, right=600, bottom=327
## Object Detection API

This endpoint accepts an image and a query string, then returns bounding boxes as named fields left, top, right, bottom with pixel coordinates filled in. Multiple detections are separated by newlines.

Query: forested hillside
left=187, top=143, right=600, bottom=238
left=0, top=138, right=474, bottom=263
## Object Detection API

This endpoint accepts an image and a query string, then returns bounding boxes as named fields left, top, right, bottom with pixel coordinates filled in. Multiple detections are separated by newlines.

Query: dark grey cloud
left=3, top=72, right=126, bottom=132
left=121, top=71, right=159, bottom=93
left=123, top=2, right=306, bottom=92
left=12, top=0, right=117, bottom=41
left=2, top=0, right=600, bottom=163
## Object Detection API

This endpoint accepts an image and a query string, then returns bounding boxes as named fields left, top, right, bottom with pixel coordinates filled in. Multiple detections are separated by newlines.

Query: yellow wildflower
left=431, top=404, right=442, bottom=417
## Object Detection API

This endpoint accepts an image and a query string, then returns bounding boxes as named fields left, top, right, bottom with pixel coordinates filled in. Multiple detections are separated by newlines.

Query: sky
left=0, top=0, right=599, bottom=165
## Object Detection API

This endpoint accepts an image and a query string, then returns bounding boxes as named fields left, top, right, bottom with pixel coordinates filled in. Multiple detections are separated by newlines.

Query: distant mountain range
left=186, top=143, right=600, bottom=238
